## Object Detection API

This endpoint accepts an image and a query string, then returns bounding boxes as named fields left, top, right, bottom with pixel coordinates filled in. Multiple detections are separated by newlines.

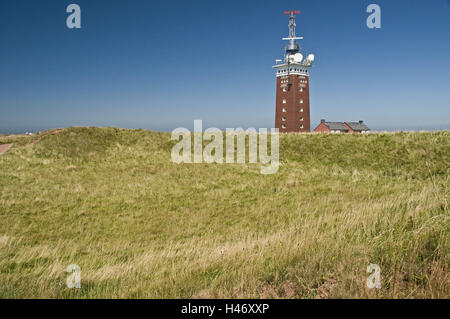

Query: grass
left=0, top=127, right=448, bottom=298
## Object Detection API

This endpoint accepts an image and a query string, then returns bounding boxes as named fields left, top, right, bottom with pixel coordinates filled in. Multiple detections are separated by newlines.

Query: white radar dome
left=293, top=53, right=303, bottom=63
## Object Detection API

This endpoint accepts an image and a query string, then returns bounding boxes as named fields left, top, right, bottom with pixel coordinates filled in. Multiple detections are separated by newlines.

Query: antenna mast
left=283, top=10, right=303, bottom=57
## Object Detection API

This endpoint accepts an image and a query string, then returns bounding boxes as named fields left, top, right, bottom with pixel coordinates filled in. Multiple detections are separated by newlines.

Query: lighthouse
left=273, top=11, right=315, bottom=133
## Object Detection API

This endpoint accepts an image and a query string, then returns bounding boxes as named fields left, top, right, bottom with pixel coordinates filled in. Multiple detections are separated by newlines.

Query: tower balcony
left=273, top=63, right=311, bottom=78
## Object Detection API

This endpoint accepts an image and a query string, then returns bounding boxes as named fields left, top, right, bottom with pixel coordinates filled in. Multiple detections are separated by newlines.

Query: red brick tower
left=274, top=11, right=315, bottom=133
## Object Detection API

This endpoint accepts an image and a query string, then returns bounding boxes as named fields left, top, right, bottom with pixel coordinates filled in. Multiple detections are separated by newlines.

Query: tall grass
left=0, top=127, right=448, bottom=298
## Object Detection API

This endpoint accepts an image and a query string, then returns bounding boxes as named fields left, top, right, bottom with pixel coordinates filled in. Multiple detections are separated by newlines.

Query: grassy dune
left=0, top=127, right=448, bottom=298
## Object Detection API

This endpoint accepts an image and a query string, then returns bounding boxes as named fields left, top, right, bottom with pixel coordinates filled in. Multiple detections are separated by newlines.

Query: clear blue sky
left=1, top=0, right=449, bottom=133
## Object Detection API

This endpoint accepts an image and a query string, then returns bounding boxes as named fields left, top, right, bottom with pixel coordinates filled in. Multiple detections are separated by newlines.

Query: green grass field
left=0, top=127, right=448, bottom=298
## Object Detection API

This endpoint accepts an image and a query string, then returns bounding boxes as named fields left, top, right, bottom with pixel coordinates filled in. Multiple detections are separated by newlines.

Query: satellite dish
left=307, top=54, right=315, bottom=62
left=293, top=53, right=303, bottom=63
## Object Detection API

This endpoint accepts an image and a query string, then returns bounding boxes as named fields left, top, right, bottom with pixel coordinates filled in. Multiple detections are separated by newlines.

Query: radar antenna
left=283, top=10, right=303, bottom=56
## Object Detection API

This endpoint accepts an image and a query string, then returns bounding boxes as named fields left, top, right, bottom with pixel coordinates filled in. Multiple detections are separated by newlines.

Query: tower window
left=282, top=108, right=287, bottom=112
left=282, top=99, right=287, bottom=104
left=282, top=117, right=286, bottom=121
left=300, top=88, right=303, bottom=92
left=282, top=124, right=287, bottom=129
left=300, top=99, right=303, bottom=104
left=300, top=117, right=303, bottom=121
left=300, top=124, right=304, bottom=129
left=282, top=88, right=287, bottom=92
left=300, top=108, right=303, bottom=112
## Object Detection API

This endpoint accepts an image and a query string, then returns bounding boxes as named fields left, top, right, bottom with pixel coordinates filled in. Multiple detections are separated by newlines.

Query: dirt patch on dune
left=30, top=129, right=64, bottom=145
left=0, top=144, right=13, bottom=155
